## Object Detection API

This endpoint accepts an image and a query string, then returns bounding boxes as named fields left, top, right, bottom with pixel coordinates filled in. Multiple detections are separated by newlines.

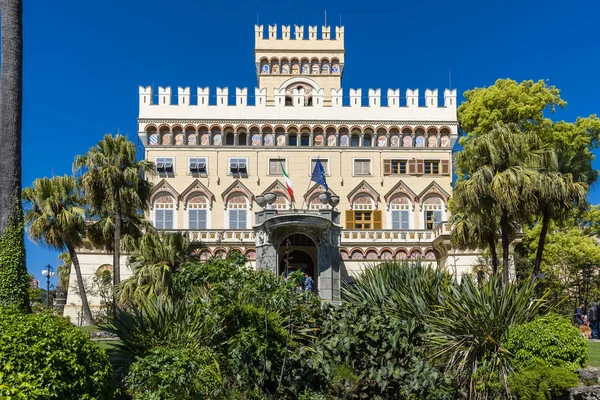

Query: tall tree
left=0, top=0, right=28, bottom=311
left=74, top=134, right=154, bottom=288
left=22, top=176, right=94, bottom=324
left=453, top=123, right=550, bottom=282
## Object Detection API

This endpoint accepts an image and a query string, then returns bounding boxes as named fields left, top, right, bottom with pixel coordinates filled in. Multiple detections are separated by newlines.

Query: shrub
left=125, top=346, right=221, bottom=400
left=0, top=309, right=113, bottom=399
left=505, top=313, right=587, bottom=371
left=0, top=214, right=29, bottom=311
left=508, top=362, right=579, bottom=400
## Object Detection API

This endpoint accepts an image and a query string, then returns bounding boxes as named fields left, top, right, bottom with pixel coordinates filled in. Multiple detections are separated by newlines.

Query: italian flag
left=281, top=161, right=295, bottom=202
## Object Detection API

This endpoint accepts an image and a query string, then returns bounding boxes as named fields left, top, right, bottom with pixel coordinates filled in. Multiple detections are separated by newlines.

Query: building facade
left=64, top=24, right=479, bottom=320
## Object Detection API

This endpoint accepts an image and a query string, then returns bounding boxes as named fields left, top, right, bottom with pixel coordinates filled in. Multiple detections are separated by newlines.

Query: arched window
left=390, top=196, right=411, bottom=230
left=227, top=195, right=249, bottom=229
left=225, top=133, right=234, bottom=146
left=285, top=96, right=293, bottom=106
left=154, top=195, right=175, bottom=229
left=423, top=196, right=444, bottom=229
left=289, top=134, right=297, bottom=146
left=348, top=195, right=380, bottom=230
left=350, top=134, right=359, bottom=147
left=363, top=134, right=372, bottom=147
left=239, top=132, right=247, bottom=146
left=187, top=195, right=208, bottom=229
left=300, top=134, right=310, bottom=146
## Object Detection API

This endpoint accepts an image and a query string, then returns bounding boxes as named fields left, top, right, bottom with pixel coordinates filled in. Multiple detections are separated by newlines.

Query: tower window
left=289, top=134, right=297, bottom=146
left=300, top=134, right=310, bottom=146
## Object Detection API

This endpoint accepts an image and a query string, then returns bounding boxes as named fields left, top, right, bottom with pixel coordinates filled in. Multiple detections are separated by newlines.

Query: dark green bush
left=124, top=346, right=221, bottom=400
left=0, top=309, right=113, bottom=399
left=508, top=362, right=579, bottom=400
left=505, top=313, right=587, bottom=371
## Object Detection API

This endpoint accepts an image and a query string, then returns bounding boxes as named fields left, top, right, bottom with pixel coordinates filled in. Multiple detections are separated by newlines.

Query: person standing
left=588, top=302, right=599, bottom=339
left=304, top=273, right=314, bottom=299
left=576, top=303, right=585, bottom=326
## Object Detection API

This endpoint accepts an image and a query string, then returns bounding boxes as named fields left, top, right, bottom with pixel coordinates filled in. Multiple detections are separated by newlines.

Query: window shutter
left=373, top=210, right=382, bottom=229
left=155, top=210, right=165, bottom=229
left=391, top=210, right=400, bottom=230
left=408, top=159, right=417, bottom=175
left=425, top=211, right=430, bottom=228
left=345, top=210, right=355, bottom=229
left=198, top=210, right=207, bottom=229
left=434, top=211, right=443, bottom=228
left=383, top=159, right=392, bottom=175
left=238, top=210, right=247, bottom=229
left=229, top=210, right=238, bottom=229
left=164, top=210, right=174, bottom=229
left=441, top=159, right=450, bottom=175
left=417, top=160, right=425, bottom=175
left=189, top=209, right=199, bottom=229
left=401, top=210, right=410, bottom=230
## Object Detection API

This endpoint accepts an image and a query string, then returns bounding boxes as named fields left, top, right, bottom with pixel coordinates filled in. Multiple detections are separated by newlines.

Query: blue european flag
left=311, top=158, right=328, bottom=192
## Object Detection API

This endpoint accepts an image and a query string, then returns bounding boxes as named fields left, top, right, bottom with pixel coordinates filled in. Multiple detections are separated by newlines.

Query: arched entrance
left=278, top=233, right=317, bottom=288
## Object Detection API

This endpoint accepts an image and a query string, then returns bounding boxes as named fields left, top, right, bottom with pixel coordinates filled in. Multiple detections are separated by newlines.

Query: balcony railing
left=163, top=229, right=255, bottom=244
left=341, top=222, right=451, bottom=245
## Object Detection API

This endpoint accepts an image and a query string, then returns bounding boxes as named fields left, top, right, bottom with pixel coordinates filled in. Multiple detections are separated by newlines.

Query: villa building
left=64, top=24, right=479, bottom=322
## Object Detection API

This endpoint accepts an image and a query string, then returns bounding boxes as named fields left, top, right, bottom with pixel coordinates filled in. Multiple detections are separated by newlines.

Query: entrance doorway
left=278, top=233, right=317, bottom=290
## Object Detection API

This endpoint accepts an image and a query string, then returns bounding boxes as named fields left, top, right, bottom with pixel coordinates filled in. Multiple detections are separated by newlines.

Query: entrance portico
left=254, top=207, right=342, bottom=301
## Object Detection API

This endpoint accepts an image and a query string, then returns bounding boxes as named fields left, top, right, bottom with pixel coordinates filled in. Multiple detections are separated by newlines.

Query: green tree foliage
left=452, top=122, right=550, bottom=281
left=117, top=232, right=204, bottom=303
left=0, top=213, right=28, bottom=311
left=22, top=175, right=94, bottom=324
left=426, top=274, right=547, bottom=399
left=74, top=134, right=155, bottom=287
left=508, top=362, right=579, bottom=400
left=456, top=79, right=600, bottom=279
left=124, top=346, right=222, bottom=400
left=0, top=309, right=113, bottom=399
left=505, top=313, right=587, bottom=371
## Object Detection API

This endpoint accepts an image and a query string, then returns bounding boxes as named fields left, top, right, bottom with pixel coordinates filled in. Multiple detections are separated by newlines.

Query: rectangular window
left=156, top=157, right=174, bottom=174
left=155, top=209, right=174, bottom=229
left=392, top=210, right=410, bottom=230
left=425, top=210, right=443, bottom=229
left=353, top=159, right=371, bottom=176
left=391, top=160, right=407, bottom=174
left=229, top=209, right=247, bottom=229
left=268, top=158, right=285, bottom=175
left=188, top=209, right=207, bottom=229
left=229, top=158, right=248, bottom=175
left=189, top=157, right=207, bottom=175
left=345, top=210, right=382, bottom=230
left=424, top=160, right=440, bottom=175
left=310, top=158, right=329, bottom=175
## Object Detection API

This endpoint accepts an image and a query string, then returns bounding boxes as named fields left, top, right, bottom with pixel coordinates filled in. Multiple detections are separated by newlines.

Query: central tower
left=254, top=24, right=345, bottom=106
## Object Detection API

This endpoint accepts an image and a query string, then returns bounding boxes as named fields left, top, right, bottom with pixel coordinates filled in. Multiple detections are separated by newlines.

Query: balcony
left=163, top=229, right=255, bottom=244
left=341, top=222, right=451, bottom=245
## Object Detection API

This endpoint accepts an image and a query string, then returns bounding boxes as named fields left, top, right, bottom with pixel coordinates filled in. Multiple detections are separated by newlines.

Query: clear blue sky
left=22, top=0, right=600, bottom=285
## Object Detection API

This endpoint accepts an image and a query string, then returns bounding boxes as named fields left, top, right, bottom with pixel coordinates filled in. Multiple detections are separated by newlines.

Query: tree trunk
left=0, top=0, right=23, bottom=235
left=532, top=208, right=550, bottom=278
left=501, top=212, right=510, bottom=284
left=488, top=235, right=498, bottom=275
left=67, top=245, right=94, bottom=325
left=113, top=195, right=121, bottom=286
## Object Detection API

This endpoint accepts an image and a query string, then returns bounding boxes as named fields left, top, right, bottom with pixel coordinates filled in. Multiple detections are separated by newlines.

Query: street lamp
left=41, top=264, right=55, bottom=309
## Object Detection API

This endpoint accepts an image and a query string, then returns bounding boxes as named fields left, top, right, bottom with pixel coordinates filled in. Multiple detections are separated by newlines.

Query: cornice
left=138, top=118, right=459, bottom=127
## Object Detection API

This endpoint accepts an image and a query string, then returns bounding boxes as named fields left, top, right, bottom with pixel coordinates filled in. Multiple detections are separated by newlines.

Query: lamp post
left=41, top=265, right=55, bottom=309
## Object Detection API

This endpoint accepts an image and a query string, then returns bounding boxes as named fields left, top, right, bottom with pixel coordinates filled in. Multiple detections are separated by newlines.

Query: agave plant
left=426, top=274, right=548, bottom=399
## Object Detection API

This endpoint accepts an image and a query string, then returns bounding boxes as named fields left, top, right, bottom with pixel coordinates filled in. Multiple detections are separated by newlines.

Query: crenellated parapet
left=255, top=24, right=344, bottom=45
left=140, top=86, right=457, bottom=110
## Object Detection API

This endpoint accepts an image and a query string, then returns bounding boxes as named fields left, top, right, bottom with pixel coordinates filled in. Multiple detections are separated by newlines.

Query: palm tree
left=56, top=251, right=71, bottom=290
left=22, top=176, right=94, bottom=324
left=532, top=172, right=588, bottom=277
left=117, top=232, right=203, bottom=304
left=454, top=123, right=551, bottom=283
left=74, top=134, right=154, bottom=289
left=0, top=0, right=22, bottom=233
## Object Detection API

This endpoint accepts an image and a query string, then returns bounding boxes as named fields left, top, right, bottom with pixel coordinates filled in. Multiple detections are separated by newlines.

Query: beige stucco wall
left=146, top=146, right=452, bottom=230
